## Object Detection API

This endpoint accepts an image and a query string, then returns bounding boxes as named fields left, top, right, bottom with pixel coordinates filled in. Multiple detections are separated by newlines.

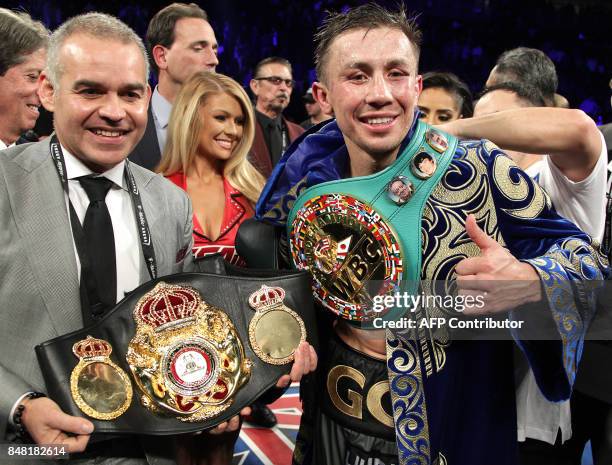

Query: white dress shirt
left=63, top=146, right=141, bottom=302
left=151, top=86, right=172, bottom=152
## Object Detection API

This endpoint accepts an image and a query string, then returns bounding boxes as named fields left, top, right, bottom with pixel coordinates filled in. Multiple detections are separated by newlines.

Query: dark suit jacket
left=128, top=106, right=162, bottom=171
left=250, top=116, right=304, bottom=178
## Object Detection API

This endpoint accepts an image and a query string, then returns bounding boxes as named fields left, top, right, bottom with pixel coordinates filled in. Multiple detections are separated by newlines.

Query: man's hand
left=20, top=397, right=94, bottom=453
left=275, top=341, right=317, bottom=389
left=207, top=406, right=251, bottom=435
left=456, top=215, right=542, bottom=314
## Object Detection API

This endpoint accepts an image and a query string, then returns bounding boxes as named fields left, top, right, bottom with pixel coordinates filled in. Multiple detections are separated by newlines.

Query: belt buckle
left=126, top=282, right=251, bottom=422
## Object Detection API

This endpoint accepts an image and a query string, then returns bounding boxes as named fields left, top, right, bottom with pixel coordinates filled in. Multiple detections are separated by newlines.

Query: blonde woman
left=158, top=72, right=317, bottom=459
left=158, top=71, right=265, bottom=266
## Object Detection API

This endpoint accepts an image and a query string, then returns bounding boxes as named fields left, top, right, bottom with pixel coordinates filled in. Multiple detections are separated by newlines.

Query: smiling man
left=0, top=12, right=197, bottom=463
left=249, top=56, right=304, bottom=177
left=0, top=8, right=48, bottom=149
left=254, top=4, right=607, bottom=465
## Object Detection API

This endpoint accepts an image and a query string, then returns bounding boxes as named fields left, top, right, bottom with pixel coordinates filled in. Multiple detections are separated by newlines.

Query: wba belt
left=287, top=122, right=457, bottom=324
left=35, top=258, right=317, bottom=435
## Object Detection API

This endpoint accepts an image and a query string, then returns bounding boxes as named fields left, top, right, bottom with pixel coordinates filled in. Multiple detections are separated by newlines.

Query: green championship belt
left=287, top=122, right=457, bottom=324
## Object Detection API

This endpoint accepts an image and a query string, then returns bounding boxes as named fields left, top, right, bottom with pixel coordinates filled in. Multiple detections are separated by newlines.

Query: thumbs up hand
left=455, top=215, right=542, bottom=315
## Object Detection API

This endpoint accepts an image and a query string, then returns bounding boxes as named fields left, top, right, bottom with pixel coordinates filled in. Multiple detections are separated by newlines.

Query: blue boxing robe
left=256, top=118, right=607, bottom=465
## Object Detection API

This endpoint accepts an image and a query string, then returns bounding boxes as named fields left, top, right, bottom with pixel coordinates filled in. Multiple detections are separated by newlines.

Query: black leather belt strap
left=36, top=262, right=318, bottom=436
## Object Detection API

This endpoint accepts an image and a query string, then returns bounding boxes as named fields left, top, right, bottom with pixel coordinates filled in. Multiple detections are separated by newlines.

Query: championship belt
left=36, top=263, right=316, bottom=435
left=287, top=122, right=457, bottom=324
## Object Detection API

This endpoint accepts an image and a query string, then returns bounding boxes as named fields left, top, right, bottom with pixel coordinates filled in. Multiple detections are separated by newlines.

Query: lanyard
left=49, top=135, right=158, bottom=282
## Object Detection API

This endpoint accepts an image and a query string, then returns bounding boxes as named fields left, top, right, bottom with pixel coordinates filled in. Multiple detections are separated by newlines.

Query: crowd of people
left=0, top=2, right=610, bottom=465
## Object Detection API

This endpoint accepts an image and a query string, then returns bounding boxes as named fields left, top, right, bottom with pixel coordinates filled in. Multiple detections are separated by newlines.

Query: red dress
left=166, top=172, right=253, bottom=266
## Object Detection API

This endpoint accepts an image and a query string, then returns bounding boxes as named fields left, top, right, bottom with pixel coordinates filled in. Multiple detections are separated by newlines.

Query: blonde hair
left=158, top=71, right=265, bottom=204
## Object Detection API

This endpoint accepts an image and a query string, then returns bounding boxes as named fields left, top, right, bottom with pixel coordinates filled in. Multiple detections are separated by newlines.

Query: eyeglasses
left=254, top=76, right=295, bottom=87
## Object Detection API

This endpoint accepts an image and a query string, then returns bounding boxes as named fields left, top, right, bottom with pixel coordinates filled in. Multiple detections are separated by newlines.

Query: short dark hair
left=146, top=3, right=208, bottom=74
left=479, top=82, right=546, bottom=108
left=314, top=3, right=422, bottom=82
left=0, top=8, right=48, bottom=76
left=414, top=152, right=433, bottom=166
left=253, top=56, right=292, bottom=78
left=491, top=47, right=557, bottom=106
left=422, top=71, right=474, bottom=118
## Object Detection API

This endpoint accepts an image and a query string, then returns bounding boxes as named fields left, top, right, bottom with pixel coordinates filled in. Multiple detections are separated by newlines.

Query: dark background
left=5, top=0, right=612, bottom=125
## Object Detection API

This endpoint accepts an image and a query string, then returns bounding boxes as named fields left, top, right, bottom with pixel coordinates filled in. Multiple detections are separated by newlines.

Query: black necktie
left=79, top=176, right=117, bottom=317
left=268, top=120, right=284, bottom=166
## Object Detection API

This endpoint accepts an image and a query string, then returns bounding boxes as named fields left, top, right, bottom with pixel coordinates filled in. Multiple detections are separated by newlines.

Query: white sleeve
left=537, top=131, right=607, bottom=240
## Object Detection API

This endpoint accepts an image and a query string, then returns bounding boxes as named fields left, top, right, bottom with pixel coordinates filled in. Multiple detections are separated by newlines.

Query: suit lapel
left=252, top=120, right=273, bottom=177
left=7, top=141, right=82, bottom=334
left=285, top=117, right=305, bottom=142
left=128, top=106, right=162, bottom=171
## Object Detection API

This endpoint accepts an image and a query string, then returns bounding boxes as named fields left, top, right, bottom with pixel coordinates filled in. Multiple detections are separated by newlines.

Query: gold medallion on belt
left=126, top=282, right=251, bottom=422
left=70, top=336, right=133, bottom=420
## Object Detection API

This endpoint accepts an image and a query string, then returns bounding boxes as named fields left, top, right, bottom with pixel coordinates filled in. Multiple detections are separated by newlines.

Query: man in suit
left=128, top=3, right=218, bottom=171
left=0, top=12, right=244, bottom=463
left=249, top=57, right=304, bottom=178
left=0, top=8, right=48, bottom=149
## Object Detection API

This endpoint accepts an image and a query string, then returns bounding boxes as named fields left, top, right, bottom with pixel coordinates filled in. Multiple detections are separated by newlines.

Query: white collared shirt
left=0, top=139, right=14, bottom=150
left=151, top=86, right=172, bottom=151
left=62, top=146, right=141, bottom=303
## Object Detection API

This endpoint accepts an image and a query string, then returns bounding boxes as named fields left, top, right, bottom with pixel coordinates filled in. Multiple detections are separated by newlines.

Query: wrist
left=12, top=392, right=46, bottom=443
left=519, top=262, right=542, bottom=303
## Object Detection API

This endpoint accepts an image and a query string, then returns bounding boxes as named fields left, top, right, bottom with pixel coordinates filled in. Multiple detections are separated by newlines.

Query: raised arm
left=439, top=108, right=603, bottom=182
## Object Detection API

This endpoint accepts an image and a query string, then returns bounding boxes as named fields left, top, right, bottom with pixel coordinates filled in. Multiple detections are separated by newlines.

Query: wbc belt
left=35, top=259, right=317, bottom=435
left=287, top=122, right=457, bottom=324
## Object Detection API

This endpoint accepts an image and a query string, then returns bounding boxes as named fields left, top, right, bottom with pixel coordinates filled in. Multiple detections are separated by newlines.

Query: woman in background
left=158, top=71, right=265, bottom=266
left=418, top=71, right=474, bottom=125
left=158, top=73, right=275, bottom=463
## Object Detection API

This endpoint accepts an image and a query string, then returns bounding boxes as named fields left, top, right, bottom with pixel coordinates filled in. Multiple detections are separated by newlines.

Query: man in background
left=249, top=56, right=304, bottom=177
left=443, top=80, right=607, bottom=465
left=129, top=2, right=218, bottom=170
left=0, top=8, right=48, bottom=149
left=300, top=87, right=333, bottom=130
left=486, top=46, right=565, bottom=108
